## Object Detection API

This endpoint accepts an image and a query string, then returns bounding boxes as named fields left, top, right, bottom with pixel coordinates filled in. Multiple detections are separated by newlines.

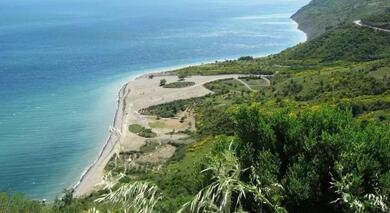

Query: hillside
left=278, top=24, right=390, bottom=61
left=291, top=0, right=390, bottom=39
left=174, top=21, right=390, bottom=75
left=362, top=11, right=390, bottom=29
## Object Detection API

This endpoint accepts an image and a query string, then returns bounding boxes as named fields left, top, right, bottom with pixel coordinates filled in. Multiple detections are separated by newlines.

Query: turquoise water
left=0, top=0, right=308, bottom=199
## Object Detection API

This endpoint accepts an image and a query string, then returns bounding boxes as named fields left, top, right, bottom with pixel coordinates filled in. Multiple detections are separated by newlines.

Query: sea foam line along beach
left=72, top=83, right=128, bottom=196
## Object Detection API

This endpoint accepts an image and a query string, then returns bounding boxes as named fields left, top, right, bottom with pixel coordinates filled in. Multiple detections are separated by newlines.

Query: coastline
left=292, top=19, right=308, bottom=43
left=133, top=18, right=307, bottom=80
left=71, top=18, right=308, bottom=197
left=72, top=74, right=252, bottom=196
left=72, top=83, right=128, bottom=196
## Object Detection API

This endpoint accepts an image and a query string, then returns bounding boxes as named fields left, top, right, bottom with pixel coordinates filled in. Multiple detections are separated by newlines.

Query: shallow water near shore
left=0, top=0, right=308, bottom=199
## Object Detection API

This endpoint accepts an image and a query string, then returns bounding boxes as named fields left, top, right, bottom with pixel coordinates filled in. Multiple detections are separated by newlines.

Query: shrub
left=160, top=79, right=167, bottom=86
left=128, top=124, right=144, bottom=134
left=163, top=81, right=195, bottom=88
left=128, top=124, right=157, bottom=138
left=138, top=128, right=157, bottom=138
left=178, top=74, right=186, bottom=81
left=238, top=56, right=254, bottom=61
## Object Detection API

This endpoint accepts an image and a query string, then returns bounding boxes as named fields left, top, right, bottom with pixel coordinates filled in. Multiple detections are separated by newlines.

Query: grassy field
left=240, top=78, right=268, bottom=90
left=128, top=124, right=144, bottom=134
left=204, top=78, right=250, bottom=94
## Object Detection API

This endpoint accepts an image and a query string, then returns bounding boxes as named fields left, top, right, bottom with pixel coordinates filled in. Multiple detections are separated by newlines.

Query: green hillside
left=278, top=24, right=390, bottom=61
left=291, top=0, right=390, bottom=39
left=362, top=11, right=390, bottom=29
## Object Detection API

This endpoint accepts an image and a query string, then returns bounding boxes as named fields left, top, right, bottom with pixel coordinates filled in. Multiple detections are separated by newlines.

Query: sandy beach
left=73, top=74, right=248, bottom=197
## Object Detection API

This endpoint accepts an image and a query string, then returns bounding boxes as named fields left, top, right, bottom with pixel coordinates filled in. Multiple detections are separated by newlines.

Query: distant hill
left=278, top=24, right=390, bottom=61
left=361, top=10, right=390, bottom=29
left=292, top=0, right=390, bottom=39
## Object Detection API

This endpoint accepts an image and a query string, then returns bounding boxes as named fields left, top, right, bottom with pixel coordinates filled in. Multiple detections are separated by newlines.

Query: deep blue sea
left=0, top=0, right=308, bottom=199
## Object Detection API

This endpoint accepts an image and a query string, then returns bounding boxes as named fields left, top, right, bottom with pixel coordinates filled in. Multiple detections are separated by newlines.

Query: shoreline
left=72, top=83, right=128, bottom=196
left=71, top=18, right=308, bottom=197
left=132, top=19, right=307, bottom=80
left=292, top=19, right=308, bottom=43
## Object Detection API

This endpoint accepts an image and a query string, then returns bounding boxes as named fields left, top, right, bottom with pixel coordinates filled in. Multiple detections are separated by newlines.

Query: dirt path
left=261, top=76, right=271, bottom=86
left=234, top=75, right=271, bottom=90
left=235, top=78, right=255, bottom=91
left=354, top=20, right=390, bottom=33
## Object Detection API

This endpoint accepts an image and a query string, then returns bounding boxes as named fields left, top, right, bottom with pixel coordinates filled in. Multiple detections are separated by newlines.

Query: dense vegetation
left=291, top=0, right=390, bottom=39
left=128, top=124, right=157, bottom=138
left=362, top=11, right=390, bottom=30
left=172, top=59, right=275, bottom=76
left=278, top=25, right=390, bottom=61
left=204, top=78, right=250, bottom=94
left=1, top=0, right=389, bottom=212
left=162, top=81, right=195, bottom=88
left=140, top=97, right=203, bottom=118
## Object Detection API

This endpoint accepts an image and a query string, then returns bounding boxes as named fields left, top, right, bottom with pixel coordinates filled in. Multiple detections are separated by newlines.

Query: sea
left=0, top=0, right=309, bottom=199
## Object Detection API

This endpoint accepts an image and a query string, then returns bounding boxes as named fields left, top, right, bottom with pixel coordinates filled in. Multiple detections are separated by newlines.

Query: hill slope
left=292, top=0, right=390, bottom=39
left=278, top=24, right=390, bottom=61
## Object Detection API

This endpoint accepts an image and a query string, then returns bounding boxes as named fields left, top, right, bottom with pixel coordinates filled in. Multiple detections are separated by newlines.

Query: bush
left=230, top=104, right=389, bottom=212
left=140, top=97, right=202, bottom=118
left=160, top=79, right=167, bottom=86
left=163, top=81, right=195, bottom=88
left=138, top=128, right=157, bottom=138
left=238, top=56, right=254, bottom=61
left=0, top=193, right=49, bottom=213
left=128, top=124, right=144, bottom=134
left=177, top=74, right=186, bottom=81
left=128, top=124, right=157, bottom=138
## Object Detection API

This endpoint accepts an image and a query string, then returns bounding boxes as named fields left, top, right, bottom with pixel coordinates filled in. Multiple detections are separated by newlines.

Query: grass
left=163, top=81, right=195, bottom=88
left=204, top=78, right=250, bottom=94
left=149, top=121, right=167, bottom=129
left=369, top=67, right=390, bottom=79
left=140, top=141, right=161, bottom=153
left=138, top=129, right=157, bottom=138
left=140, top=97, right=203, bottom=118
left=129, top=124, right=157, bottom=138
left=128, top=124, right=144, bottom=134
left=242, top=78, right=268, bottom=90
left=0, top=193, right=51, bottom=213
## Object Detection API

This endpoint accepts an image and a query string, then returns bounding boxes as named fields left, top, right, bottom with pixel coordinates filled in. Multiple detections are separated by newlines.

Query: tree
left=160, top=79, right=167, bottom=86
left=228, top=104, right=390, bottom=212
left=178, top=74, right=186, bottom=81
left=238, top=56, right=254, bottom=61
